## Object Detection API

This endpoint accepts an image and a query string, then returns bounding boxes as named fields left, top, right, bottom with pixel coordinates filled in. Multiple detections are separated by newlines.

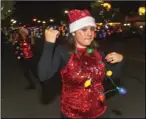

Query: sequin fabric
left=68, top=9, right=91, bottom=23
left=20, top=40, right=33, bottom=59
left=60, top=48, right=107, bottom=118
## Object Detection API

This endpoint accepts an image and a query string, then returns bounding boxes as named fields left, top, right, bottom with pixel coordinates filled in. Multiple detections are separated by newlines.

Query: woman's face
left=74, top=26, right=95, bottom=48
left=13, top=32, right=19, bottom=39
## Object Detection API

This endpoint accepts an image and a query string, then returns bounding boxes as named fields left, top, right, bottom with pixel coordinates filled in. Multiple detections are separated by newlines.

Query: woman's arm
left=38, top=41, right=63, bottom=82
left=100, top=51, right=125, bottom=99
left=99, top=51, right=124, bottom=79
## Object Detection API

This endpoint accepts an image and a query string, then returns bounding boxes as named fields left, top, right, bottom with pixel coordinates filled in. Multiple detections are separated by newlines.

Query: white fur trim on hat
left=69, top=16, right=96, bottom=33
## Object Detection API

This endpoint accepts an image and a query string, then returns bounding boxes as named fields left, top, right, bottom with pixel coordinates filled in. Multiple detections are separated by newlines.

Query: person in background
left=12, top=28, right=36, bottom=90
left=38, top=9, right=124, bottom=118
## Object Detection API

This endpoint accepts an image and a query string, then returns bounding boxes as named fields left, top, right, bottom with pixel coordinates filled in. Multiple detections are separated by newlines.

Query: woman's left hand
left=105, top=52, right=123, bottom=64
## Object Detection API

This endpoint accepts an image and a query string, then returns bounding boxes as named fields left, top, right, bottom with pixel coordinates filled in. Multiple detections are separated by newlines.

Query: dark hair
left=65, top=33, right=99, bottom=55
left=12, top=29, right=30, bottom=43
left=12, top=29, right=22, bottom=40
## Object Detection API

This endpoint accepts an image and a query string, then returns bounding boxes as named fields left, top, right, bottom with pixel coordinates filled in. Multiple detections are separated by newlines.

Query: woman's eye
left=91, top=27, right=95, bottom=31
left=81, top=28, right=87, bottom=31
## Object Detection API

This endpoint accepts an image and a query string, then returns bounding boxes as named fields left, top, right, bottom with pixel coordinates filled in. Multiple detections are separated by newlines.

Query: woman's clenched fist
left=45, top=27, right=60, bottom=43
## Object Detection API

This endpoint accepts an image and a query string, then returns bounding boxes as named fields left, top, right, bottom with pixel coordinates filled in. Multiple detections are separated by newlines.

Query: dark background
left=13, top=1, right=143, bottom=24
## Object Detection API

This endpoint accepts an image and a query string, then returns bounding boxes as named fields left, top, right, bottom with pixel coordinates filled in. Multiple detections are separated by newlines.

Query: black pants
left=20, top=58, right=36, bottom=88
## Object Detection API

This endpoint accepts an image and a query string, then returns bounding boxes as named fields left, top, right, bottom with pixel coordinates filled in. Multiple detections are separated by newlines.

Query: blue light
left=117, top=87, right=127, bottom=95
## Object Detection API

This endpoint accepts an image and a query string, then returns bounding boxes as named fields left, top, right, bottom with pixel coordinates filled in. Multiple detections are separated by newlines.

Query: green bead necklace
left=74, top=47, right=94, bottom=54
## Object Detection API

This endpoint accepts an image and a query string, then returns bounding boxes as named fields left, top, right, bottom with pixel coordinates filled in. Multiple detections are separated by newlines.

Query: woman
left=38, top=9, right=124, bottom=118
left=12, top=28, right=36, bottom=90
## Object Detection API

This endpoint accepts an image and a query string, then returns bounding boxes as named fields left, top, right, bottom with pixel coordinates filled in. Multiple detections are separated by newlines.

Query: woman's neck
left=75, top=43, right=86, bottom=49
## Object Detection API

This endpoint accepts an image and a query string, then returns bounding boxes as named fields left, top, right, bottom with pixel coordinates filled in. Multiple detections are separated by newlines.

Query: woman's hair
left=65, top=33, right=99, bottom=55
left=12, top=29, right=22, bottom=40
left=12, top=29, right=30, bottom=43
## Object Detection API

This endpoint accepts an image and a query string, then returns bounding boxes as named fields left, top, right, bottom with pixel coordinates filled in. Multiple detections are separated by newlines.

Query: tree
left=90, top=1, right=123, bottom=23
left=90, top=0, right=105, bottom=22
left=1, top=0, right=15, bottom=20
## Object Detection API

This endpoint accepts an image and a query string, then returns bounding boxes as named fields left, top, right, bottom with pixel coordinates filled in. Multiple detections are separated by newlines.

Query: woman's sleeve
left=99, top=51, right=124, bottom=79
left=99, top=51, right=125, bottom=99
left=38, top=41, right=63, bottom=82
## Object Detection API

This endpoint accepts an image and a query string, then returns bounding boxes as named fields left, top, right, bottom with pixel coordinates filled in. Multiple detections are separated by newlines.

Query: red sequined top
left=38, top=42, right=124, bottom=118
left=20, top=40, right=33, bottom=59
left=60, top=48, right=107, bottom=118
left=13, top=38, right=33, bottom=59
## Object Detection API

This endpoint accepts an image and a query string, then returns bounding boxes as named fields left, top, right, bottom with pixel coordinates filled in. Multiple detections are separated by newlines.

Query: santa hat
left=68, top=9, right=96, bottom=33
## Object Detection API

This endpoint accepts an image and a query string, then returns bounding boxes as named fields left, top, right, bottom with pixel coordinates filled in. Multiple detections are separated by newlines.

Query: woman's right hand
left=45, top=27, right=60, bottom=43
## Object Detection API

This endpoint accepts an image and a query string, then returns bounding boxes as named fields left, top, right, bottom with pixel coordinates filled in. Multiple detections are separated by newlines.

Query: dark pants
left=20, top=58, right=36, bottom=88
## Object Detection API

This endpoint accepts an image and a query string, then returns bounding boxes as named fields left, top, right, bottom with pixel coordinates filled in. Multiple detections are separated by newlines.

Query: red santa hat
left=68, top=9, right=96, bottom=33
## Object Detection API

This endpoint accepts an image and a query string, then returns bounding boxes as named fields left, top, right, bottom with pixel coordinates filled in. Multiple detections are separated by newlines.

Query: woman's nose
left=87, top=30, right=92, bottom=36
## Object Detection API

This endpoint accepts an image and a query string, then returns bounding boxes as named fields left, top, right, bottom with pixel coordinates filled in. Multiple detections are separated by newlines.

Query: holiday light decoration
left=139, top=7, right=145, bottom=16
left=101, top=2, right=111, bottom=11
left=83, top=58, right=127, bottom=101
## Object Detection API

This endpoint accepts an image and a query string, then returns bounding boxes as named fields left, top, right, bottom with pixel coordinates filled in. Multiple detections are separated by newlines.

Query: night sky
left=12, top=1, right=142, bottom=25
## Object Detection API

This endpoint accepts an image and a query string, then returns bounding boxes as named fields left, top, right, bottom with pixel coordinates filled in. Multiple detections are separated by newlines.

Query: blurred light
left=124, top=23, right=130, bottom=26
left=140, top=26, right=143, bottom=28
left=50, top=19, right=54, bottom=22
left=12, top=20, right=17, bottom=24
left=8, top=10, right=11, bottom=12
left=127, top=23, right=131, bottom=26
left=42, top=21, right=46, bottom=24
left=132, top=31, right=136, bottom=34
left=117, top=87, right=127, bottom=95
left=17, top=56, right=21, bottom=59
left=108, top=23, right=113, bottom=26
left=97, top=26, right=100, bottom=29
left=101, top=3, right=111, bottom=11
left=64, top=10, right=69, bottom=14
left=98, top=0, right=104, bottom=2
left=37, top=20, right=41, bottom=23
left=33, top=18, right=37, bottom=22
left=97, top=23, right=103, bottom=25
left=105, top=24, right=109, bottom=29
left=11, top=19, right=14, bottom=22
left=139, top=7, right=145, bottom=16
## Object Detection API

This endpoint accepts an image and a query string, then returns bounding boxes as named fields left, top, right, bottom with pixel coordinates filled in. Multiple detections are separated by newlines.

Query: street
left=1, top=37, right=145, bottom=118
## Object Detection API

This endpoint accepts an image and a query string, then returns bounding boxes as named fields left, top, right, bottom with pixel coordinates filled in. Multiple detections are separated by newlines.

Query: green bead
left=74, top=50, right=78, bottom=54
left=87, top=48, right=93, bottom=54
